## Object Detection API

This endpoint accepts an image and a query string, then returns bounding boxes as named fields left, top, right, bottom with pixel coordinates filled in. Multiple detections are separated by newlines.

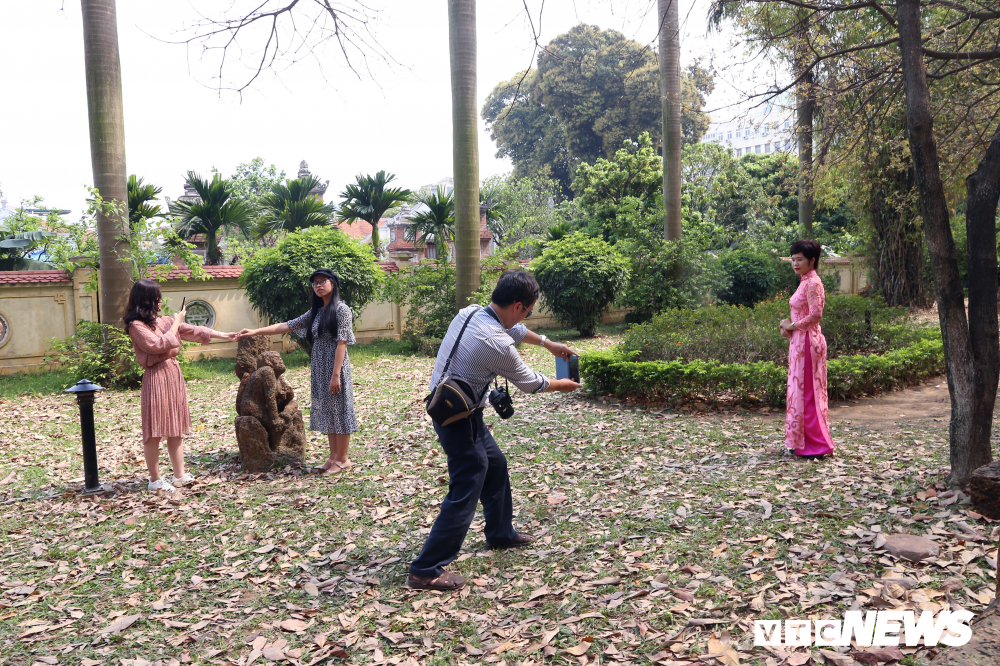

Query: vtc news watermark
left=754, top=610, right=973, bottom=647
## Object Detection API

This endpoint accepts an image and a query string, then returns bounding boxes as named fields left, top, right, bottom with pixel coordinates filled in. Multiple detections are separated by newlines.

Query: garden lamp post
left=64, top=379, right=105, bottom=494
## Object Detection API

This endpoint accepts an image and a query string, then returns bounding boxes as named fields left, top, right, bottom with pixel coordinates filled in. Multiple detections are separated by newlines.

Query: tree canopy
left=482, top=24, right=714, bottom=194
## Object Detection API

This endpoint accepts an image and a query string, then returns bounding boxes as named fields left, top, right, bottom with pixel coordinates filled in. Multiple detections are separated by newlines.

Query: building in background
left=702, top=98, right=796, bottom=157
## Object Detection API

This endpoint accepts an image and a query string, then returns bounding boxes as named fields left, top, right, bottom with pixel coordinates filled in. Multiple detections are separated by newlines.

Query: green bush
left=381, top=259, right=500, bottom=353
left=382, top=259, right=459, bottom=343
left=581, top=327, right=943, bottom=407
left=719, top=249, right=777, bottom=306
left=240, top=226, right=384, bottom=352
left=530, top=232, right=630, bottom=336
left=620, top=294, right=919, bottom=365
left=621, top=238, right=727, bottom=322
left=43, top=321, right=146, bottom=389
left=43, top=320, right=206, bottom=389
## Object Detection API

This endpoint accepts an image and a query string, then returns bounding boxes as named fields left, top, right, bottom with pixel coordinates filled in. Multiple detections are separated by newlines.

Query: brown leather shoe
left=489, top=533, right=534, bottom=550
left=407, top=571, right=466, bottom=591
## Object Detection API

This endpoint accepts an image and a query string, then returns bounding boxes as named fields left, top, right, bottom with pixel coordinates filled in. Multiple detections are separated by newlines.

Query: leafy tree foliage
left=479, top=173, right=567, bottom=255
left=337, top=171, right=412, bottom=257
left=240, top=226, right=384, bottom=353
left=405, top=186, right=455, bottom=259
left=0, top=197, right=99, bottom=271
left=223, top=158, right=287, bottom=206
left=483, top=25, right=713, bottom=193
left=255, top=175, right=336, bottom=238
left=170, top=172, right=254, bottom=265
left=531, top=232, right=630, bottom=336
left=127, top=175, right=163, bottom=231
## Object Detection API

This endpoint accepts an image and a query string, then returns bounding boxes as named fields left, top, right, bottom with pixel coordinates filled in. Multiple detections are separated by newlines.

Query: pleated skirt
left=140, top=358, right=192, bottom=441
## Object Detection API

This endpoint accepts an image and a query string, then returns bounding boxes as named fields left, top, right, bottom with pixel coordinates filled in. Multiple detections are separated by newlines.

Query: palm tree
left=405, top=186, right=456, bottom=260
left=127, top=175, right=162, bottom=231
left=659, top=0, right=682, bottom=241
left=448, top=0, right=481, bottom=306
left=256, top=175, right=336, bottom=238
left=81, top=0, right=132, bottom=324
left=169, top=172, right=254, bottom=265
left=337, top=171, right=411, bottom=257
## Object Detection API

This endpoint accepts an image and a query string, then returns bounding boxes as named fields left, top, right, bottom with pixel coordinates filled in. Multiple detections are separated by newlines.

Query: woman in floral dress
left=779, top=240, right=835, bottom=459
left=238, top=269, right=357, bottom=474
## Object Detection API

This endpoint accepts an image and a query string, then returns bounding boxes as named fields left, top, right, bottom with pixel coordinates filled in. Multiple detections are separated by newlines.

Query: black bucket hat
left=308, top=268, right=340, bottom=286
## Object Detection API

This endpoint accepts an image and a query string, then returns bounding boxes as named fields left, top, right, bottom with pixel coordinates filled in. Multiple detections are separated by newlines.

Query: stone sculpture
left=234, top=336, right=306, bottom=472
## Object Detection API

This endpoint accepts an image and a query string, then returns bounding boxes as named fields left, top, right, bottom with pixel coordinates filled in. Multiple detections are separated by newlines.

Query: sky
left=0, top=0, right=761, bottom=219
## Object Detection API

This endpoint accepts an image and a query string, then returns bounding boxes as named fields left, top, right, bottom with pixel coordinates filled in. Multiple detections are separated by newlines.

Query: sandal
left=407, top=571, right=466, bottom=591
left=321, top=462, right=344, bottom=476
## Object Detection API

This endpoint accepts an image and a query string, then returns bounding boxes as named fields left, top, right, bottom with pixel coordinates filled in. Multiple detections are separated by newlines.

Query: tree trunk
left=863, top=123, right=926, bottom=307
left=448, top=0, right=481, bottom=308
left=659, top=0, right=682, bottom=241
left=898, top=0, right=995, bottom=486
left=795, top=11, right=814, bottom=237
left=370, top=221, right=381, bottom=258
left=81, top=0, right=131, bottom=325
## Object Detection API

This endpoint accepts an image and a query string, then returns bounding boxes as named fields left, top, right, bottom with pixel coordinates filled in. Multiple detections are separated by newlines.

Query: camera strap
left=433, top=306, right=481, bottom=390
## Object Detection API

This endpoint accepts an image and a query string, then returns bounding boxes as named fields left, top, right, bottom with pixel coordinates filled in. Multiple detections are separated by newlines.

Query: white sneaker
left=172, top=473, right=195, bottom=486
left=148, top=477, right=177, bottom=492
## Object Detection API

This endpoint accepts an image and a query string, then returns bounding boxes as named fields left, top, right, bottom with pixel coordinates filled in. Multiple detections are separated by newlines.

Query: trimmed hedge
left=580, top=328, right=943, bottom=407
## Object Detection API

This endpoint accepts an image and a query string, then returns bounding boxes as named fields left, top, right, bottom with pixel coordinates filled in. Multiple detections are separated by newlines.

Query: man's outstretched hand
left=546, top=341, right=579, bottom=359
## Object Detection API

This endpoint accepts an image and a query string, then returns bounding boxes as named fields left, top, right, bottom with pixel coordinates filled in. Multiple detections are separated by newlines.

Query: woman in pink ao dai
left=779, top=240, right=835, bottom=459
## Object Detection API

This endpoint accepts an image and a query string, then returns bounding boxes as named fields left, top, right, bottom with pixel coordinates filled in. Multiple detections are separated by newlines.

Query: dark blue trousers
left=409, top=410, right=518, bottom=577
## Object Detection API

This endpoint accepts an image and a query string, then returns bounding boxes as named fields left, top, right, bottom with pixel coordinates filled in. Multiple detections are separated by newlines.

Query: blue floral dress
left=287, top=301, right=358, bottom=435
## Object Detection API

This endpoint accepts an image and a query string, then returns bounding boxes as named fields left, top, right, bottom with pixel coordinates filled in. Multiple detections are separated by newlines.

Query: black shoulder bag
left=424, top=308, right=487, bottom=426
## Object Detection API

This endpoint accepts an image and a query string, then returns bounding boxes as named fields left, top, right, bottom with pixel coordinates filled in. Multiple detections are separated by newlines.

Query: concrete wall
left=0, top=268, right=402, bottom=375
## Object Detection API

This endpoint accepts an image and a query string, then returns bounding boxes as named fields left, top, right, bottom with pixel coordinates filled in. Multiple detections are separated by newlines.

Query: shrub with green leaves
left=44, top=321, right=146, bottom=389
left=240, top=226, right=384, bottom=352
left=382, top=259, right=498, bottom=354
left=582, top=327, right=943, bottom=407
left=530, top=232, right=629, bottom=336
left=620, top=294, right=919, bottom=365
left=718, top=249, right=778, bottom=306
left=621, top=238, right=727, bottom=321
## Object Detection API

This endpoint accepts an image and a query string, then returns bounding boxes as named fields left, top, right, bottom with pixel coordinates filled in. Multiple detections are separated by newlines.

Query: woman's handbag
left=425, top=308, right=487, bottom=426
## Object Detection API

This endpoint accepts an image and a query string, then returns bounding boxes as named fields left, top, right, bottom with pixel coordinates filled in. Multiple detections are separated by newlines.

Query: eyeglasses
left=311, top=279, right=331, bottom=289
left=522, top=303, right=533, bottom=318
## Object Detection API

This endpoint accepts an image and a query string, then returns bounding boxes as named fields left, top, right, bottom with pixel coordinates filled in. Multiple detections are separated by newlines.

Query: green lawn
left=0, top=326, right=991, bottom=666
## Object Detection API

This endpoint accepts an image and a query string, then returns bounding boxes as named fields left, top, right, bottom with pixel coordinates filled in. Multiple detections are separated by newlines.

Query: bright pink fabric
left=128, top=317, right=212, bottom=440
left=785, top=270, right=835, bottom=453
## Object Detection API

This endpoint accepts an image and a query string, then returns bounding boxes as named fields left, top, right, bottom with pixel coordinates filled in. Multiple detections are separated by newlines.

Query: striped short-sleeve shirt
left=429, top=305, right=550, bottom=407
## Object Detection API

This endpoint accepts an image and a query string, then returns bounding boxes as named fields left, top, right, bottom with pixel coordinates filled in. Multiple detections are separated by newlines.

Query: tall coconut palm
left=127, top=174, right=162, bottom=231
left=337, top=171, right=412, bottom=257
left=81, top=0, right=132, bottom=324
left=169, top=172, right=254, bottom=265
left=405, top=186, right=456, bottom=260
left=256, top=175, right=336, bottom=238
left=659, top=0, right=682, bottom=241
left=448, top=0, right=481, bottom=306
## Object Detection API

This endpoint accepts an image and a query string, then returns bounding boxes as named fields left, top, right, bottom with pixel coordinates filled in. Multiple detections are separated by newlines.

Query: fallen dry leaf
left=280, top=619, right=309, bottom=633
left=99, top=614, right=140, bottom=635
left=564, top=637, right=594, bottom=656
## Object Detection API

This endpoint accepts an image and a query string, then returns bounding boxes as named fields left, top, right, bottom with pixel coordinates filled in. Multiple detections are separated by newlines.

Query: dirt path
left=829, top=376, right=951, bottom=427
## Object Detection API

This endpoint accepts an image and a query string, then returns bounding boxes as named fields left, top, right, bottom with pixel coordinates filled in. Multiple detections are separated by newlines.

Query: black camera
left=489, top=379, right=515, bottom=419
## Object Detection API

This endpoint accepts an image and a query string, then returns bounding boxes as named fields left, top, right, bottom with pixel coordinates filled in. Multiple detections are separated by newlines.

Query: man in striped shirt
left=408, top=270, right=581, bottom=591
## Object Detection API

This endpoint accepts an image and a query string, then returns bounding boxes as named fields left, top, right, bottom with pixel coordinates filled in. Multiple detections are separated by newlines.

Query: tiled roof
left=336, top=219, right=386, bottom=241
left=166, top=262, right=400, bottom=280
left=0, top=270, right=73, bottom=284
left=163, top=265, right=244, bottom=280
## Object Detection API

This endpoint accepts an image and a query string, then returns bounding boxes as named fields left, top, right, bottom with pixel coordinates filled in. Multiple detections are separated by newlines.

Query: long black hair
left=306, top=270, right=341, bottom=344
left=123, top=279, right=162, bottom=330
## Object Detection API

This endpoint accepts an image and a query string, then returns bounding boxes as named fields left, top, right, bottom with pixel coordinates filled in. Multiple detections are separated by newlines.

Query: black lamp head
left=64, top=379, right=105, bottom=394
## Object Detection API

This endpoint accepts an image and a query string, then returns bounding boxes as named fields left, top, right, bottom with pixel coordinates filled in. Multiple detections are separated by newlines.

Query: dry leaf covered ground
left=0, top=326, right=996, bottom=666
